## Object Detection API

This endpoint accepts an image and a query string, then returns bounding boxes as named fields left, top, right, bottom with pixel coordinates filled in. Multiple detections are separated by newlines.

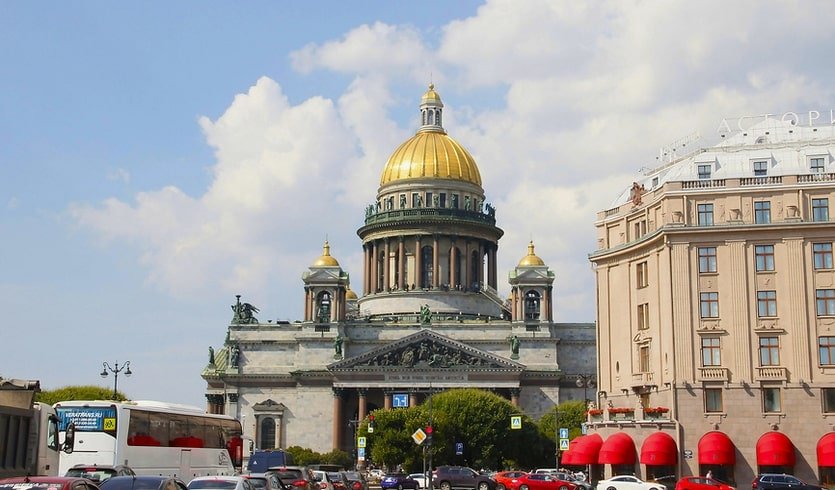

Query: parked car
left=596, top=475, right=666, bottom=490
left=341, top=471, right=368, bottom=490
left=327, top=473, right=348, bottom=490
left=675, top=477, right=735, bottom=490
left=66, top=465, right=136, bottom=483
left=0, top=477, right=100, bottom=490
left=312, top=471, right=335, bottom=490
left=366, top=471, right=384, bottom=485
left=513, top=474, right=574, bottom=490
left=102, top=476, right=188, bottom=490
left=188, top=476, right=256, bottom=490
left=432, top=466, right=496, bottom=490
left=409, top=474, right=430, bottom=489
left=381, top=474, right=420, bottom=490
left=752, top=475, right=823, bottom=490
left=267, top=467, right=317, bottom=490
left=494, top=471, right=528, bottom=490
left=242, top=475, right=288, bottom=490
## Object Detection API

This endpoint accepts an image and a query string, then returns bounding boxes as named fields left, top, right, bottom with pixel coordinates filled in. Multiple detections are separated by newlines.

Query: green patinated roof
left=202, top=345, right=229, bottom=376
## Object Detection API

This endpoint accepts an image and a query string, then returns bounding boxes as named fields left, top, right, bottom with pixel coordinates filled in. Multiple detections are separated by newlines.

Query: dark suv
left=752, top=474, right=824, bottom=490
left=433, top=466, right=495, bottom=490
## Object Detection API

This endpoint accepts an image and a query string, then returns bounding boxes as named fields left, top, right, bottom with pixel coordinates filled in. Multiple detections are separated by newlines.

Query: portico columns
left=371, top=241, right=378, bottom=293
left=384, top=394, right=392, bottom=410
left=398, top=239, right=405, bottom=289
left=358, top=389, right=368, bottom=421
left=384, top=239, right=391, bottom=291
left=332, top=388, right=344, bottom=450
left=433, top=235, right=440, bottom=288
left=414, top=237, right=422, bottom=288
left=510, top=388, right=520, bottom=407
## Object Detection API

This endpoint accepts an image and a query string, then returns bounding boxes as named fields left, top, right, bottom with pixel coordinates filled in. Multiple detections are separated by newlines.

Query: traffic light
left=368, top=414, right=375, bottom=433
left=425, top=425, right=433, bottom=444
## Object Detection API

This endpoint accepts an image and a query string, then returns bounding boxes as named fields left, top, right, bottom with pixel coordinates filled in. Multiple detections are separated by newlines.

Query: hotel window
left=823, top=388, right=835, bottom=413
left=637, top=303, right=650, bottom=330
left=762, top=387, right=782, bottom=413
left=700, top=292, right=719, bottom=318
left=636, top=261, right=648, bottom=288
left=755, top=245, right=775, bottom=272
left=759, top=336, right=780, bottom=366
left=811, top=157, right=826, bottom=173
left=701, top=337, right=721, bottom=366
left=814, top=243, right=834, bottom=270
left=698, top=164, right=712, bottom=179
left=633, top=220, right=647, bottom=239
left=753, top=160, right=769, bottom=176
left=757, top=291, right=777, bottom=317
left=813, top=198, right=830, bottom=222
left=639, top=345, right=650, bottom=372
left=817, top=290, right=835, bottom=316
left=820, top=336, right=835, bottom=365
left=699, top=247, right=717, bottom=273
left=698, top=203, right=714, bottom=225
left=705, top=388, right=723, bottom=413
left=754, top=201, right=771, bottom=224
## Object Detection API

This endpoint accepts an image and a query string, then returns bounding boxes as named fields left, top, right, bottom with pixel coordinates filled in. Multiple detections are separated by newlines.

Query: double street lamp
left=100, top=361, right=132, bottom=400
left=575, top=374, right=596, bottom=406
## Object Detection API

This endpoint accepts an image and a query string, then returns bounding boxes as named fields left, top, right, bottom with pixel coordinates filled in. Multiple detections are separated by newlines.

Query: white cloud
left=107, top=168, right=131, bottom=184
left=7, top=197, right=19, bottom=209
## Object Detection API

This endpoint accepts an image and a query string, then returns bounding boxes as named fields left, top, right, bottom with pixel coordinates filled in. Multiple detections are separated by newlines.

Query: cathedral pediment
left=328, top=330, right=523, bottom=372
left=513, top=268, right=553, bottom=281
left=303, top=268, right=345, bottom=282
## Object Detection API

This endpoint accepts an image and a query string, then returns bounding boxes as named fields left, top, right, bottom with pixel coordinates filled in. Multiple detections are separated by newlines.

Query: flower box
left=643, top=407, right=670, bottom=419
left=586, top=409, right=603, bottom=416
left=607, top=408, right=635, bottom=420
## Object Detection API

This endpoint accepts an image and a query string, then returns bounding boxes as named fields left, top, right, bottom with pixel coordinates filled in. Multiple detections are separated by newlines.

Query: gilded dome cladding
left=312, top=240, right=340, bottom=267
left=380, top=130, right=482, bottom=186
left=518, top=241, right=545, bottom=266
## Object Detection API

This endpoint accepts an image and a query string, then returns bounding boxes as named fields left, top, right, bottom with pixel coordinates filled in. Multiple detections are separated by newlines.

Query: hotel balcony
left=755, top=366, right=788, bottom=382
left=698, top=367, right=730, bottom=383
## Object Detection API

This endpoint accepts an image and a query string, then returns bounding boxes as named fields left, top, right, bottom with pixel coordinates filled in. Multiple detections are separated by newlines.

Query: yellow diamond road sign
left=412, top=428, right=427, bottom=445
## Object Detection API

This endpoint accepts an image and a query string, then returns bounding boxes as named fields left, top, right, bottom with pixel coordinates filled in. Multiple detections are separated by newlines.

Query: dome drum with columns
left=202, top=84, right=596, bottom=461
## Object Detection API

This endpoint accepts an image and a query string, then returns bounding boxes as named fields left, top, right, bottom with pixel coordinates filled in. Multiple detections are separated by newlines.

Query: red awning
left=563, top=433, right=603, bottom=465
left=599, top=432, right=637, bottom=465
left=757, top=432, right=795, bottom=466
left=640, top=432, right=678, bottom=466
left=698, top=431, right=735, bottom=465
left=817, top=433, right=835, bottom=467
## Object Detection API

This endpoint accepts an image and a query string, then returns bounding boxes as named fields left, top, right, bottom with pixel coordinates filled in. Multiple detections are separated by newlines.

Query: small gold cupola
left=419, top=83, right=444, bottom=132
left=518, top=241, right=545, bottom=267
left=312, top=240, right=340, bottom=267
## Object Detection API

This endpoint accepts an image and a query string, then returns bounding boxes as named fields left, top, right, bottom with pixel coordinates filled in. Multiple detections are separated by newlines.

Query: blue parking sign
left=455, top=442, right=464, bottom=455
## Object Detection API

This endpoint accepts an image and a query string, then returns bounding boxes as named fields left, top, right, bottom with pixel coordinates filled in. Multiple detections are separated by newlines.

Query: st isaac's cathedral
left=202, top=85, right=596, bottom=455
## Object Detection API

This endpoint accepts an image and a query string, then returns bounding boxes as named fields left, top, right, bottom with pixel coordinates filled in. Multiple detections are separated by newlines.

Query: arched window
left=316, top=291, right=331, bottom=323
left=421, top=246, right=434, bottom=288
left=525, top=290, right=541, bottom=320
left=436, top=109, right=442, bottom=126
left=428, top=111, right=434, bottom=125
left=260, top=418, right=275, bottom=450
left=449, top=247, right=462, bottom=288
left=470, top=250, right=481, bottom=290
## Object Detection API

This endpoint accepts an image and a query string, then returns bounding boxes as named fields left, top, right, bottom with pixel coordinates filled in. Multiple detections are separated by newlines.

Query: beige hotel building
left=579, top=115, right=835, bottom=487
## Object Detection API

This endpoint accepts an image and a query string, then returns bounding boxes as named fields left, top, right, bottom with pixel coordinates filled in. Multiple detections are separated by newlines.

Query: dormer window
left=811, top=156, right=826, bottom=173
left=753, top=160, right=769, bottom=176
left=698, top=164, right=712, bottom=180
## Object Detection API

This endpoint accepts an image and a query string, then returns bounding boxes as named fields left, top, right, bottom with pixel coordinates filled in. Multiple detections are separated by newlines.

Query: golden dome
left=346, top=288, right=358, bottom=300
left=312, top=240, right=340, bottom=267
left=518, top=241, right=545, bottom=266
left=380, top=131, right=482, bottom=186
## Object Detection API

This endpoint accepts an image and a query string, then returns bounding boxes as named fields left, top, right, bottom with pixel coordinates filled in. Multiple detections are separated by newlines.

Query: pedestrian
left=706, top=470, right=713, bottom=480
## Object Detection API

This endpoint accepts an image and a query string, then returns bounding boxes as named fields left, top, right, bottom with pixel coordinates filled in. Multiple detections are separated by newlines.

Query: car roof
left=1, top=478, right=94, bottom=484
left=190, top=477, right=243, bottom=482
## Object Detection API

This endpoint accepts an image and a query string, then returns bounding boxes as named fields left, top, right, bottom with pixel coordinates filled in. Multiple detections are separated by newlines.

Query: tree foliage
left=35, top=385, right=127, bottom=405
left=362, top=389, right=553, bottom=472
left=538, top=400, right=587, bottom=447
left=285, top=446, right=352, bottom=468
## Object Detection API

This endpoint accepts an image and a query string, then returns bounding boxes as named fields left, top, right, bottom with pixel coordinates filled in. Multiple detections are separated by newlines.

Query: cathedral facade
left=202, top=86, right=596, bottom=457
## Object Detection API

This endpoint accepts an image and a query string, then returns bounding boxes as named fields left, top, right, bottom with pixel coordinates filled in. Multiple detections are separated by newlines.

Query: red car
left=495, top=472, right=528, bottom=490
left=0, top=477, right=100, bottom=490
left=513, top=474, right=575, bottom=490
left=676, top=477, right=735, bottom=490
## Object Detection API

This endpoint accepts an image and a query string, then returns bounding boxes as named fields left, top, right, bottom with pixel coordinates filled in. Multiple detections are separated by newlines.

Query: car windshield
left=67, top=469, right=117, bottom=482
left=272, top=472, right=303, bottom=483
left=246, top=479, right=268, bottom=490
left=102, top=479, right=167, bottom=490
left=188, top=482, right=238, bottom=490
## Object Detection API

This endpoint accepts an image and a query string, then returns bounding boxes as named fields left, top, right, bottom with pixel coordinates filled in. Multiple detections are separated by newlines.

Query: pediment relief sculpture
left=360, top=339, right=499, bottom=369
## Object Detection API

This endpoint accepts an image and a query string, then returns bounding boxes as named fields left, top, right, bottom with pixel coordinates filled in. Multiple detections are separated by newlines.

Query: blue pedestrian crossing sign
left=559, top=428, right=569, bottom=439
left=510, top=415, right=522, bottom=429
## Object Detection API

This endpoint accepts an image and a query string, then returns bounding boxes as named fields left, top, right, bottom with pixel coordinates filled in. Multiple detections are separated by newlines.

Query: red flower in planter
left=586, top=409, right=604, bottom=416
left=644, top=407, right=670, bottom=414
left=607, top=407, right=635, bottom=414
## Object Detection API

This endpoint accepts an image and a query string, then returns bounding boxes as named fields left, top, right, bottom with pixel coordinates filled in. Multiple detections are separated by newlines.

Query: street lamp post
left=100, top=361, right=132, bottom=400
left=575, top=374, right=596, bottom=406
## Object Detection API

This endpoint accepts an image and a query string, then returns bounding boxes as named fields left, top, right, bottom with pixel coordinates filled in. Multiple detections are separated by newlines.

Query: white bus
left=55, top=400, right=242, bottom=482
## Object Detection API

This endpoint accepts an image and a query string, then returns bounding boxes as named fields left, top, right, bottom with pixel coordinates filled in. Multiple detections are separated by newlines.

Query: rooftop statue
left=208, top=346, right=215, bottom=366
left=231, top=295, right=259, bottom=324
left=334, top=335, right=343, bottom=358
left=420, top=304, right=432, bottom=325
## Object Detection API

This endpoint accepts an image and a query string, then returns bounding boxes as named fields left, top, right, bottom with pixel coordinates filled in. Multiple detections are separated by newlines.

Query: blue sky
left=3, top=1, right=835, bottom=407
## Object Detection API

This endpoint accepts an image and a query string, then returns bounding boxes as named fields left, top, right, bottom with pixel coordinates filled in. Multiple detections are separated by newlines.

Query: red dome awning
left=817, top=433, right=835, bottom=467
left=563, top=433, right=603, bottom=465
left=757, top=432, right=795, bottom=466
left=640, top=432, right=678, bottom=466
left=599, top=432, right=637, bottom=465
left=698, top=431, right=735, bottom=465
left=561, top=450, right=576, bottom=465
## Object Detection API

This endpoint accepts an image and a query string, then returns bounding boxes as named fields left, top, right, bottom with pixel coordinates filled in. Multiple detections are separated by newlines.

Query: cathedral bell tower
left=302, top=240, right=349, bottom=324
left=508, top=241, right=555, bottom=326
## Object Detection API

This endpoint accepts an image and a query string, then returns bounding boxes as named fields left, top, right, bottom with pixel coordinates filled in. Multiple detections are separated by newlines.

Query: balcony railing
left=363, top=208, right=497, bottom=226
left=755, top=366, right=788, bottom=381
left=698, top=367, right=729, bottom=382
